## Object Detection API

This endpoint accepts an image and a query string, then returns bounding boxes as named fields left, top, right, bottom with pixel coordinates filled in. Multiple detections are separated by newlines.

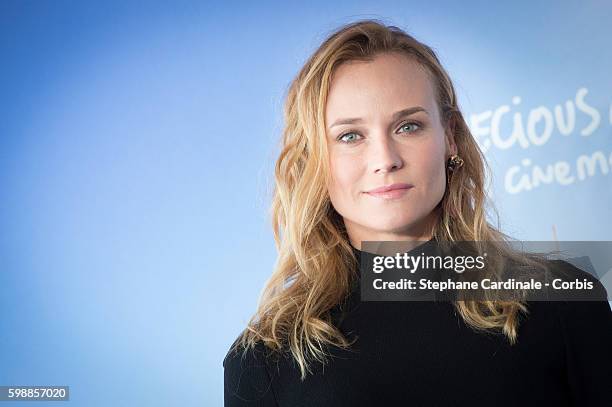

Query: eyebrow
left=329, top=106, right=429, bottom=129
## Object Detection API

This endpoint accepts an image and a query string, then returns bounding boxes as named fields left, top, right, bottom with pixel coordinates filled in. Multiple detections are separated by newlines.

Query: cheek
left=328, top=153, right=360, bottom=200
left=414, top=142, right=446, bottom=187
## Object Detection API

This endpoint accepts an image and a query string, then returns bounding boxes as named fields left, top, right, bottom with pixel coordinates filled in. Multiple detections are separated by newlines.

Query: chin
left=374, top=218, right=418, bottom=233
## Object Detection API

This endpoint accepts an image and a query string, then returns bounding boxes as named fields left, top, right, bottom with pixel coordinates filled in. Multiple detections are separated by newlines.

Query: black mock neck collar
left=350, top=237, right=437, bottom=259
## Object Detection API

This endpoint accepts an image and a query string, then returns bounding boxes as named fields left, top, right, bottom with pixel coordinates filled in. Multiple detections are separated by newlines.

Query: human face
left=325, top=52, right=457, bottom=250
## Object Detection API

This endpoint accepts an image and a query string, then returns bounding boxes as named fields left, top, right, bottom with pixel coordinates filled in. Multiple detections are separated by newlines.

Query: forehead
left=325, top=52, right=437, bottom=121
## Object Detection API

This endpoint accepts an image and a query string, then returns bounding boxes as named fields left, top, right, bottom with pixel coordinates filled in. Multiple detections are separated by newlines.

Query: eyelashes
left=336, top=121, right=424, bottom=144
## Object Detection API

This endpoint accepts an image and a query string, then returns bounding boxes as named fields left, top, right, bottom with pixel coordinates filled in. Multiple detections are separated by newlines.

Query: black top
left=223, top=240, right=612, bottom=406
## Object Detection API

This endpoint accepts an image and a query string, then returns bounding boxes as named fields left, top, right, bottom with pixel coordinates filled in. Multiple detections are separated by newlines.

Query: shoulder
left=546, top=258, right=609, bottom=301
left=543, top=261, right=612, bottom=404
left=518, top=259, right=612, bottom=342
left=223, top=336, right=278, bottom=406
left=223, top=336, right=273, bottom=371
left=547, top=258, right=597, bottom=279
left=543, top=260, right=612, bottom=338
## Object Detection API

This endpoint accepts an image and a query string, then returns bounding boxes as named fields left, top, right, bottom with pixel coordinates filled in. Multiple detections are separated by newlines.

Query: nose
left=369, top=134, right=404, bottom=174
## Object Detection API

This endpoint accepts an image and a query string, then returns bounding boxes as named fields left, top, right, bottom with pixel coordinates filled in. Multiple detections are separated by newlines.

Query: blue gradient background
left=0, top=1, right=610, bottom=406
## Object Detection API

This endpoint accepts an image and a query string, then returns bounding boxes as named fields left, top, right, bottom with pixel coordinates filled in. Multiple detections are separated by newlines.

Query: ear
left=444, top=117, right=458, bottom=156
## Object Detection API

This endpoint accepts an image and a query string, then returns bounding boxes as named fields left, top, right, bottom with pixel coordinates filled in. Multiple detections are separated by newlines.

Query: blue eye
left=336, top=122, right=422, bottom=144
left=399, top=122, right=421, bottom=133
left=338, top=132, right=361, bottom=144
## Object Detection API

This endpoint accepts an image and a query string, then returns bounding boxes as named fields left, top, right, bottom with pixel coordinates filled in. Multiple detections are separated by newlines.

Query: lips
left=364, top=183, right=413, bottom=200
left=366, top=183, right=413, bottom=194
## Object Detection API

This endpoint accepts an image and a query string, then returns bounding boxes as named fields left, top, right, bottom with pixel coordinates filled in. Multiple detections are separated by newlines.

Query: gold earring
left=447, top=154, right=464, bottom=171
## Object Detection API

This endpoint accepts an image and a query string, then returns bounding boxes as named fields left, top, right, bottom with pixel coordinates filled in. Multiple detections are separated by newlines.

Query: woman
left=223, top=19, right=612, bottom=406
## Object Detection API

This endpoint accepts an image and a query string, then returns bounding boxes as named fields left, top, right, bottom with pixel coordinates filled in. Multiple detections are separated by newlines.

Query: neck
left=346, top=211, right=438, bottom=252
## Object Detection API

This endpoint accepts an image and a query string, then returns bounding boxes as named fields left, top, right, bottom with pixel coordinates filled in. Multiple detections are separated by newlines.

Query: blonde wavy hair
left=232, top=19, right=550, bottom=379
